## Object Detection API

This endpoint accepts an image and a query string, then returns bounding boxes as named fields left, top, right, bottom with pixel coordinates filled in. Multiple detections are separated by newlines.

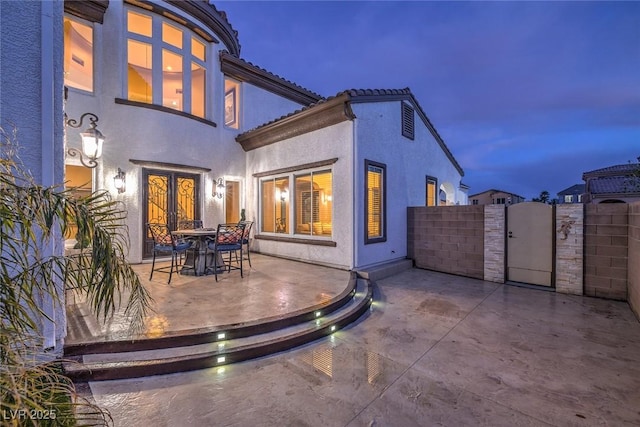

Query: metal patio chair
left=204, top=223, right=245, bottom=281
left=147, top=223, right=195, bottom=284
left=239, top=220, right=254, bottom=267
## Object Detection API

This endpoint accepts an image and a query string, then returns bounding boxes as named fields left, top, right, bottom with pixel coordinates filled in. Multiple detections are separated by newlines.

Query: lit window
left=564, top=195, right=573, bottom=203
left=224, top=78, right=240, bottom=128
left=365, top=160, right=386, bottom=243
left=64, top=16, right=93, bottom=92
left=426, top=176, right=437, bottom=206
left=260, top=169, right=333, bottom=237
left=295, top=171, right=332, bottom=236
left=126, top=9, right=207, bottom=118
left=261, top=177, right=289, bottom=233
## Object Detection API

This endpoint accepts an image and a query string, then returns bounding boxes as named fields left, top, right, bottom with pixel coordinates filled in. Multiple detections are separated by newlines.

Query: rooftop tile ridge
left=220, top=51, right=323, bottom=100
left=206, top=2, right=241, bottom=52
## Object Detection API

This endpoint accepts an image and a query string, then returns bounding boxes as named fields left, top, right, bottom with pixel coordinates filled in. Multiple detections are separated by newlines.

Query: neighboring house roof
left=589, top=176, right=640, bottom=195
left=557, top=184, right=585, bottom=196
left=468, top=189, right=525, bottom=199
left=582, top=163, right=639, bottom=179
left=236, top=88, right=464, bottom=176
left=220, top=51, right=322, bottom=106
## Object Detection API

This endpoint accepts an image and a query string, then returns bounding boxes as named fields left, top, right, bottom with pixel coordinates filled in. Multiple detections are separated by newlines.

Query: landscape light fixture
left=213, top=178, right=225, bottom=199
left=65, top=112, right=105, bottom=168
left=113, top=168, right=126, bottom=194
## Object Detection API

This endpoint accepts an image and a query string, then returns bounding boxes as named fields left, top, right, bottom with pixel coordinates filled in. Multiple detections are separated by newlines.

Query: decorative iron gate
left=142, top=169, right=200, bottom=259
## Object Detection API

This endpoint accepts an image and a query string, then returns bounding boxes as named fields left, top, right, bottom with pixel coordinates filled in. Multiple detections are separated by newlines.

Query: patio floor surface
left=81, top=265, right=640, bottom=426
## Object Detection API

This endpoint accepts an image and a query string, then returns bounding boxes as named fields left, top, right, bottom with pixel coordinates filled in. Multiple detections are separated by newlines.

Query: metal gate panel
left=507, top=202, right=553, bottom=287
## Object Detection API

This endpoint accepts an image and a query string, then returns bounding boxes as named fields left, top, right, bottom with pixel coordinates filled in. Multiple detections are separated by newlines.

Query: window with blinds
left=365, top=160, right=386, bottom=243
left=426, top=176, right=437, bottom=206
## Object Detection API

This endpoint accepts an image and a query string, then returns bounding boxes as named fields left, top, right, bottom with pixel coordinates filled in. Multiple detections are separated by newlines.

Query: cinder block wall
left=628, top=202, right=640, bottom=320
left=407, top=206, right=484, bottom=279
left=584, top=204, right=629, bottom=300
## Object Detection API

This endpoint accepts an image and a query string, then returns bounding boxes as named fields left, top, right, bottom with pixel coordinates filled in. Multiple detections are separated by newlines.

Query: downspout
left=40, top=0, right=58, bottom=350
left=352, top=113, right=358, bottom=271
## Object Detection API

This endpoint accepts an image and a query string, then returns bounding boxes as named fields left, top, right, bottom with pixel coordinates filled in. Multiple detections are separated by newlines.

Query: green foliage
left=1, top=128, right=152, bottom=425
left=532, top=190, right=550, bottom=204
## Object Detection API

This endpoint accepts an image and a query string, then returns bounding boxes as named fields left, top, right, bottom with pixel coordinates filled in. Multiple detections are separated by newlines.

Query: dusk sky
left=216, top=1, right=639, bottom=201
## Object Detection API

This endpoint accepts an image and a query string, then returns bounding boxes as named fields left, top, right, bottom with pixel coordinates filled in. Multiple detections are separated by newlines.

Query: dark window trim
left=401, top=102, right=415, bottom=140
left=253, top=158, right=338, bottom=178
left=365, top=159, right=387, bottom=244
left=115, top=98, right=217, bottom=127
left=426, top=175, right=438, bottom=207
left=255, top=234, right=337, bottom=247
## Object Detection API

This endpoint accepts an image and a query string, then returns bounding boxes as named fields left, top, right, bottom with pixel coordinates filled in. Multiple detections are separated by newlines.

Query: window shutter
left=401, top=102, right=415, bottom=140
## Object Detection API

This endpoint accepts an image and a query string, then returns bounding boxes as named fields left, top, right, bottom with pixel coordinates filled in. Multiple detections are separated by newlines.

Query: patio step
left=63, top=278, right=372, bottom=381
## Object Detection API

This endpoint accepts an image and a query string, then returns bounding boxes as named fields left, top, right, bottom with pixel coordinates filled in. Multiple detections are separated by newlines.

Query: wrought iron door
left=142, top=169, right=200, bottom=259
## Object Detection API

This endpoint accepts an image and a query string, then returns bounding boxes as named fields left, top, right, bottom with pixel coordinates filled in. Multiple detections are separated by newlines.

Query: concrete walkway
left=85, top=268, right=640, bottom=426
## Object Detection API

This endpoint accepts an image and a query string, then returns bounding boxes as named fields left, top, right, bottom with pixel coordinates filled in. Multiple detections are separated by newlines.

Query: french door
left=142, top=168, right=200, bottom=259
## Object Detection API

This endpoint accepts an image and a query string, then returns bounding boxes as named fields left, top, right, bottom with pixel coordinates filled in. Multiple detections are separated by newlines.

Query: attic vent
left=401, top=102, right=415, bottom=140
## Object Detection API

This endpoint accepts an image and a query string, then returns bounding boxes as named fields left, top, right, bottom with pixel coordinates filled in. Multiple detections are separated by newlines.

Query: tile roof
left=468, top=189, right=525, bottom=199
left=557, top=184, right=585, bottom=195
left=583, top=163, right=639, bottom=178
left=237, top=88, right=464, bottom=176
left=590, top=176, right=640, bottom=194
left=220, top=51, right=322, bottom=105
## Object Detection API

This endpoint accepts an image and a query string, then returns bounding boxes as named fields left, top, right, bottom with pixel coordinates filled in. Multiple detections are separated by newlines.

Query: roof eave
left=220, top=52, right=322, bottom=106
left=236, top=93, right=355, bottom=151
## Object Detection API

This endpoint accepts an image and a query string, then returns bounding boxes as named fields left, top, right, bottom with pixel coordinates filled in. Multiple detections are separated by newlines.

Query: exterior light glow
left=217, top=332, right=226, bottom=340
left=213, top=178, right=225, bottom=199
left=330, top=325, right=336, bottom=332
left=65, top=112, right=105, bottom=168
left=217, top=356, right=226, bottom=364
left=113, top=168, right=126, bottom=194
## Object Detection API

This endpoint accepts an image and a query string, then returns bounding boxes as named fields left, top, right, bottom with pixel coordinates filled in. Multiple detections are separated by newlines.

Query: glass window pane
left=127, top=39, right=152, bottom=103
left=367, top=166, right=383, bottom=239
left=163, top=49, right=183, bottom=110
left=162, top=22, right=183, bottom=49
left=261, top=180, right=274, bottom=233
left=313, top=171, right=332, bottom=236
left=295, top=174, right=311, bottom=235
left=192, top=37, right=205, bottom=61
left=128, top=11, right=152, bottom=37
left=191, top=62, right=205, bottom=118
left=275, top=178, right=289, bottom=233
left=64, top=17, right=93, bottom=92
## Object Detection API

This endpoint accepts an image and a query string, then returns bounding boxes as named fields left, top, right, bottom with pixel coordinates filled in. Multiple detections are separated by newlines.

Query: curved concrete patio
left=81, top=267, right=640, bottom=426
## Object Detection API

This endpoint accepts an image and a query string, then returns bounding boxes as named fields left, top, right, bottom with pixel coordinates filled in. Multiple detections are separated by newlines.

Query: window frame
left=64, top=14, right=95, bottom=94
left=258, top=166, right=333, bottom=239
left=426, top=175, right=438, bottom=207
left=365, top=159, right=387, bottom=244
left=124, top=7, right=208, bottom=118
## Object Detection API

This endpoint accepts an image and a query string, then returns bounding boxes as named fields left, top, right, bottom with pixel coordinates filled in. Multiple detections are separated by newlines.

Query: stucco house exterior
left=1, top=0, right=466, bottom=348
left=468, top=189, right=524, bottom=206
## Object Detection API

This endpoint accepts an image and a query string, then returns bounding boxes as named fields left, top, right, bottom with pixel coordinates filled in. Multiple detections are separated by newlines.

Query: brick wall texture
left=555, top=204, right=584, bottom=295
left=484, top=205, right=505, bottom=283
left=407, top=206, right=484, bottom=279
left=584, top=204, right=628, bottom=300
left=628, top=202, right=640, bottom=320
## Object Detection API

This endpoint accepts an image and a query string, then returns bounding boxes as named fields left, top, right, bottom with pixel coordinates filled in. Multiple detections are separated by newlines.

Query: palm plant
left=1, top=127, right=152, bottom=426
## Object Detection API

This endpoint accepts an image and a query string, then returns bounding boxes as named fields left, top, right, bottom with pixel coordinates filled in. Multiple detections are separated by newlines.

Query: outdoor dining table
left=171, top=228, right=224, bottom=276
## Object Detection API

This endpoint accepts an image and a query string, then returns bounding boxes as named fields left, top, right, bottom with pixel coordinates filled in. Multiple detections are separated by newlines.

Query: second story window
left=64, top=16, right=93, bottom=92
left=126, top=9, right=207, bottom=118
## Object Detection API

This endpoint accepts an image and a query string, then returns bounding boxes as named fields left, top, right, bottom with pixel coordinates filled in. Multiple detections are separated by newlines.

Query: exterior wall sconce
left=113, top=168, right=126, bottom=194
left=213, top=178, right=225, bottom=199
left=65, top=112, right=105, bottom=168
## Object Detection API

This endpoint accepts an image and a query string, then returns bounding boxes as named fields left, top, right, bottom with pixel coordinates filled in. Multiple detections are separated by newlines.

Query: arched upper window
left=64, top=16, right=94, bottom=92
left=126, top=8, right=207, bottom=118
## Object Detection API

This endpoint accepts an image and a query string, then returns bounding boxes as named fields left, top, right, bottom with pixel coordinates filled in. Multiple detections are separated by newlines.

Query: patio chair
left=147, top=223, right=195, bottom=284
left=239, top=220, right=254, bottom=267
left=204, top=223, right=245, bottom=282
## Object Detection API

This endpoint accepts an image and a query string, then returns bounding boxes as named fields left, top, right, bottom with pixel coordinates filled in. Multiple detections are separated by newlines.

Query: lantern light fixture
left=113, top=168, right=126, bottom=194
left=213, top=178, right=225, bottom=199
left=65, top=112, right=105, bottom=168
